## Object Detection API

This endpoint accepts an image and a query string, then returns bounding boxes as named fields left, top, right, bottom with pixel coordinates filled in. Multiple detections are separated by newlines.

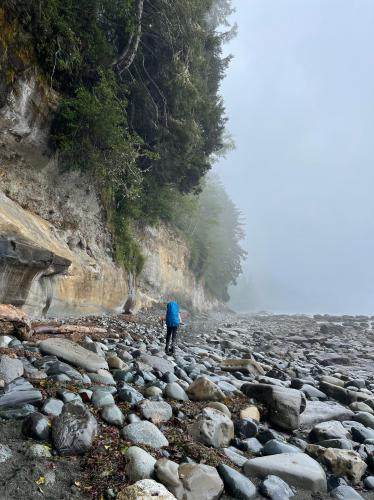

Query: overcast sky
left=216, top=0, right=374, bottom=314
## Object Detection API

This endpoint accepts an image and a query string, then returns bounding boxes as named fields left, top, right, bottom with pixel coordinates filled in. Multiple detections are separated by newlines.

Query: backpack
left=166, top=301, right=180, bottom=327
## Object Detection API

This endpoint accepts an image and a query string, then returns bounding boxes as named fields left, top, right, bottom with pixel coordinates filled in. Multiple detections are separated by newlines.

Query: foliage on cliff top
left=3, top=0, right=245, bottom=298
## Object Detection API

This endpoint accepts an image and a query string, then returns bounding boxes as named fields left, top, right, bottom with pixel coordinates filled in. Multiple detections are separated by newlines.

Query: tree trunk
left=114, top=0, right=144, bottom=78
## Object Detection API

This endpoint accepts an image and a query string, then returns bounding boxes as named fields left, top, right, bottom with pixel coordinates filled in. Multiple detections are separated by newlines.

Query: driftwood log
left=0, top=304, right=32, bottom=340
left=33, top=325, right=107, bottom=335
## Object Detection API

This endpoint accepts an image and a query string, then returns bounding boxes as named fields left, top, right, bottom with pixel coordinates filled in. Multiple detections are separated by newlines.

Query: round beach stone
left=138, top=400, right=173, bottom=424
left=144, top=386, right=163, bottom=398
left=124, top=446, right=157, bottom=482
left=91, top=390, right=115, bottom=409
left=118, top=479, right=176, bottom=500
left=121, top=421, right=169, bottom=449
left=205, top=402, right=231, bottom=418
left=100, top=404, right=124, bottom=427
left=42, top=398, right=64, bottom=417
left=187, top=376, right=225, bottom=402
left=164, top=382, right=189, bottom=401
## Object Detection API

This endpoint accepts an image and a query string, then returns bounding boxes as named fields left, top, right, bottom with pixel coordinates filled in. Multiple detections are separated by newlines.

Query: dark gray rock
left=240, top=437, right=263, bottom=454
left=243, top=453, right=327, bottom=492
left=0, top=378, right=42, bottom=409
left=262, top=439, right=301, bottom=456
left=317, top=438, right=353, bottom=450
left=57, top=390, right=82, bottom=403
left=223, top=446, right=248, bottom=467
left=52, top=402, right=97, bottom=455
left=22, top=412, right=51, bottom=441
left=241, top=384, right=305, bottom=431
left=0, top=404, right=36, bottom=419
left=257, top=428, right=285, bottom=444
left=309, top=420, right=350, bottom=442
left=299, top=401, right=354, bottom=428
left=260, top=474, right=294, bottom=499
left=218, top=463, right=257, bottom=499
left=46, top=361, right=83, bottom=382
left=364, top=476, right=374, bottom=490
left=39, top=338, right=108, bottom=372
left=118, top=387, right=144, bottom=405
left=235, top=418, right=258, bottom=439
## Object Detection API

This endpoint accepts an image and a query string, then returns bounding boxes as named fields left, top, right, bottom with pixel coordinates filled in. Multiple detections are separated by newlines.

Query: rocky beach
left=0, top=307, right=372, bottom=499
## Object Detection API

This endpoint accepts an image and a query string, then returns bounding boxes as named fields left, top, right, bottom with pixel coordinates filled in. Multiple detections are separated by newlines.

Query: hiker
left=162, top=300, right=182, bottom=354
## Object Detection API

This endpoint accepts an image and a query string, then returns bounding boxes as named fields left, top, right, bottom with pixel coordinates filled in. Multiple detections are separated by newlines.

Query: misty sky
left=216, top=0, right=374, bottom=314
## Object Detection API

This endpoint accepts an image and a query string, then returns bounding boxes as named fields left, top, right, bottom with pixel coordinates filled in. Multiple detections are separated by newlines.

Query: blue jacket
left=166, top=301, right=180, bottom=327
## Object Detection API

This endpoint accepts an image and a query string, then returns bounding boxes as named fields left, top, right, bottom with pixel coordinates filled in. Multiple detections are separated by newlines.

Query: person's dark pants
left=165, top=326, right=178, bottom=354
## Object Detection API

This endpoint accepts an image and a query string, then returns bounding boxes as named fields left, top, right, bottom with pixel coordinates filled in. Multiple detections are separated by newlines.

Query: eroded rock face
left=52, top=402, right=97, bottom=456
left=0, top=192, right=129, bottom=317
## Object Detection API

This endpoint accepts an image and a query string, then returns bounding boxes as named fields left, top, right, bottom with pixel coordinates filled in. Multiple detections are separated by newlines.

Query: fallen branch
left=33, top=325, right=107, bottom=335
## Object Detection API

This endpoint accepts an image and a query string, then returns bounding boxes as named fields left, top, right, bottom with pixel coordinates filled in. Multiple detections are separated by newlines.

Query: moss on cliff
left=0, top=7, right=33, bottom=94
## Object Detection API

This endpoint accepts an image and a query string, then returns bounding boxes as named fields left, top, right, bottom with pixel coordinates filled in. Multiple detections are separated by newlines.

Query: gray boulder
left=100, top=404, right=124, bottom=427
left=138, top=400, right=173, bottom=424
left=260, top=475, right=294, bottom=499
left=190, top=407, right=234, bottom=448
left=0, top=355, right=23, bottom=383
left=241, top=383, right=306, bottom=431
left=187, top=376, right=225, bottom=402
left=39, top=338, right=108, bottom=372
left=309, top=420, right=351, bottom=442
left=124, top=446, right=156, bottom=482
left=330, top=485, right=364, bottom=499
left=121, top=421, right=168, bottom=449
left=155, top=458, right=224, bottom=500
left=52, top=402, right=97, bottom=455
left=164, top=382, right=189, bottom=401
left=243, top=452, right=327, bottom=492
left=299, top=401, right=354, bottom=429
left=217, top=464, right=257, bottom=499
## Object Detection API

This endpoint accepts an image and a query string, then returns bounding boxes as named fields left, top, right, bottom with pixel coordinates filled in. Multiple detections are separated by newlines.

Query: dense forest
left=3, top=0, right=245, bottom=302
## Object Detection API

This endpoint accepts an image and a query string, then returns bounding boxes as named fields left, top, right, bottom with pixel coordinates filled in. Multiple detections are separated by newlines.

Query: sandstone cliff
left=0, top=73, right=216, bottom=316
